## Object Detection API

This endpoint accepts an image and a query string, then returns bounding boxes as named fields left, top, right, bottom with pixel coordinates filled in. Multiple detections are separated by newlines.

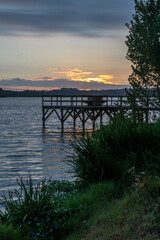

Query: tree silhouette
left=126, top=0, right=160, bottom=115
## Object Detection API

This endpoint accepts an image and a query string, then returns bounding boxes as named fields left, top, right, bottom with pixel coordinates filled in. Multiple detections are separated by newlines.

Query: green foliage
left=67, top=177, right=160, bottom=240
left=69, top=117, right=160, bottom=185
left=126, top=0, right=160, bottom=113
left=66, top=181, right=121, bottom=232
left=0, top=222, right=24, bottom=240
left=126, top=0, right=160, bottom=85
left=0, top=177, right=79, bottom=240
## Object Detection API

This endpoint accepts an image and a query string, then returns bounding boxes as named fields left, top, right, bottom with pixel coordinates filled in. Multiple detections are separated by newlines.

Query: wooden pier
left=42, top=95, right=154, bottom=132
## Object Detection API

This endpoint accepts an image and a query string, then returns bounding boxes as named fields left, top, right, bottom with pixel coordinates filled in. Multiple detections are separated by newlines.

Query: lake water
left=0, top=97, right=90, bottom=206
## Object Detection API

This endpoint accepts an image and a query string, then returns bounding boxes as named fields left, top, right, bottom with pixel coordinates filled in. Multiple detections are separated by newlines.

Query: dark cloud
left=0, top=78, right=128, bottom=90
left=0, top=0, right=134, bottom=37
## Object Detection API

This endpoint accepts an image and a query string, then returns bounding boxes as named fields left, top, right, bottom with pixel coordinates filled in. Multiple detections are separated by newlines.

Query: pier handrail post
left=106, top=96, right=108, bottom=106
left=76, top=96, right=77, bottom=106
left=56, top=96, right=58, bottom=106
left=71, top=96, right=73, bottom=107
left=60, top=96, right=62, bottom=108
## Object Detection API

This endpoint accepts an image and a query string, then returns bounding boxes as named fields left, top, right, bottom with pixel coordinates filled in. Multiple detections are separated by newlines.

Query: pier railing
left=42, top=95, right=160, bottom=109
left=42, top=95, right=129, bottom=108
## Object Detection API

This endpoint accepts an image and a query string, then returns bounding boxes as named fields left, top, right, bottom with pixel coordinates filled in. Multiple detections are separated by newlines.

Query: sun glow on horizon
left=78, top=89, right=92, bottom=91
left=48, top=68, right=116, bottom=84
left=0, top=68, right=122, bottom=91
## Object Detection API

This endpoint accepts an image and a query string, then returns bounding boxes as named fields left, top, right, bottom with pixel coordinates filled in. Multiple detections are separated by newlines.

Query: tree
left=126, top=0, right=160, bottom=116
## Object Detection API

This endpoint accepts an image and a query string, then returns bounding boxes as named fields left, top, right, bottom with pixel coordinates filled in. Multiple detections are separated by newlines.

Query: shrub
left=0, top=177, right=79, bottom=240
left=0, top=222, right=23, bottom=240
left=69, top=116, right=160, bottom=185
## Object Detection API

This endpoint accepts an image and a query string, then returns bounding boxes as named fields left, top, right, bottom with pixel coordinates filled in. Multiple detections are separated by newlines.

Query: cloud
left=48, top=68, right=93, bottom=79
left=0, top=77, right=128, bottom=90
left=47, top=68, right=115, bottom=84
left=0, top=0, right=134, bottom=37
left=0, top=68, right=123, bottom=90
left=49, top=68, right=92, bottom=77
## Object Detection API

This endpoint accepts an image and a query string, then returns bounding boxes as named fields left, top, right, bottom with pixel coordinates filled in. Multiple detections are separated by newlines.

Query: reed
left=0, top=176, right=79, bottom=240
left=69, top=116, right=160, bottom=185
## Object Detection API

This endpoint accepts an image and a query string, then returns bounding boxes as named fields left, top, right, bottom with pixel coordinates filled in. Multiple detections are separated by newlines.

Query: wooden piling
left=73, top=110, right=76, bottom=130
left=61, top=109, right=64, bottom=132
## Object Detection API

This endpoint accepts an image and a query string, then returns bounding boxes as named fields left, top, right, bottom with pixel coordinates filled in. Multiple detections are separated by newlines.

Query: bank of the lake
left=66, top=178, right=160, bottom=240
left=1, top=117, right=160, bottom=240
left=0, top=177, right=160, bottom=240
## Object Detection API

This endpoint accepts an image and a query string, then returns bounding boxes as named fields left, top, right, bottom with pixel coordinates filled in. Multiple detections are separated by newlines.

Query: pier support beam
left=73, top=110, right=76, bottom=130
left=42, top=107, right=45, bottom=128
left=61, top=109, right=64, bottom=132
left=82, top=110, right=85, bottom=133
left=100, top=110, right=103, bottom=126
left=92, top=111, right=95, bottom=131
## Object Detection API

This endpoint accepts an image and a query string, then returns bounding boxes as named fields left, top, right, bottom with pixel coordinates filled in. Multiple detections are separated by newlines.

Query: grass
left=66, top=176, right=160, bottom=240
left=66, top=181, right=122, bottom=231
left=0, top=222, right=24, bottom=240
left=0, top=174, right=160, bottom=240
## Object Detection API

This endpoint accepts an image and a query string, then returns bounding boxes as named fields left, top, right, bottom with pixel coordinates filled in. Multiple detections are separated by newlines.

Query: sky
left=0, top=0, right=135, bottom=91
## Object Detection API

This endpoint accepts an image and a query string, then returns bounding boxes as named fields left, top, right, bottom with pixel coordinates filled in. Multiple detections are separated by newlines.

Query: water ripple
left=0, top=97, right=79, bottom=205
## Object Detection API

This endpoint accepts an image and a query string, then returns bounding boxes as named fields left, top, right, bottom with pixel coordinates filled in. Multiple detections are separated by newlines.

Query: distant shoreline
left=0, top=87, right=127, bottom=98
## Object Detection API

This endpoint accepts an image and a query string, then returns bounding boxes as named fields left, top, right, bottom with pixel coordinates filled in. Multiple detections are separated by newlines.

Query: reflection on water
left=0, top=97, right=84, bottom=207
left=41, top=131, right=77, bottom=180
left=0, top=130, right=78, bottom=193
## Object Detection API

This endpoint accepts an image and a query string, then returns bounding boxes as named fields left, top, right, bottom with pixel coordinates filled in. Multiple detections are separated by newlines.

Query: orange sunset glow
left=47, top=68, right=116, bottom=84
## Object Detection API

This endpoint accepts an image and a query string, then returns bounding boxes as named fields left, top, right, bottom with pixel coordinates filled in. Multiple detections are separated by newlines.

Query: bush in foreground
left=0, top=177, right=79, bottom=240
left=1, top=176, right=160, bottom=240
left=69, top=116, right=160, bottom=185
left=0, top=178, right=119, bottom=240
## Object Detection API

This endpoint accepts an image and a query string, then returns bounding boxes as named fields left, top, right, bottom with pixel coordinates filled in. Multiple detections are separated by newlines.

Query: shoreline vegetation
left=0, top=116, right=160, bottom=240
left=0, top=87, right=127, bottom=98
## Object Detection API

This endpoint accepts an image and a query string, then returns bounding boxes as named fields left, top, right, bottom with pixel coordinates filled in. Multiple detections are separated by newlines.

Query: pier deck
left=42, top=95, right=155, bottom=132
